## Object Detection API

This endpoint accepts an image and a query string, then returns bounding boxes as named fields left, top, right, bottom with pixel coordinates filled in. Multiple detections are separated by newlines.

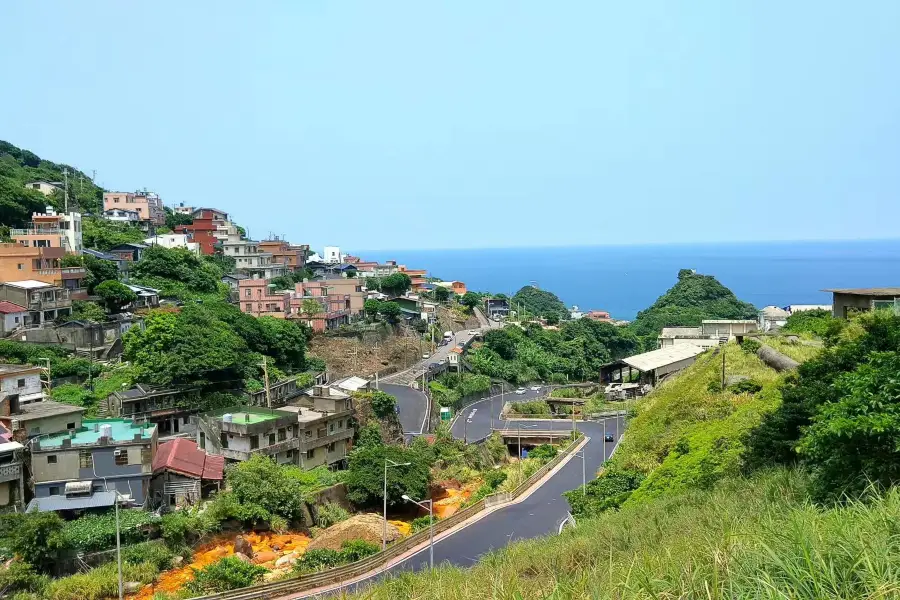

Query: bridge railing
left=187, top=434, right=584, bottom=600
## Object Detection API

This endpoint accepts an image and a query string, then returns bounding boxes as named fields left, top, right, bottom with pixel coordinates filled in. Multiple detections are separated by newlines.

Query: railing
left=187, top=434, right=584, bottom=600
left=217, top=438, right=300, bottom=462
left=0, top=463, right=21, bottom=484
left=298, top=429, right=353, bottom=451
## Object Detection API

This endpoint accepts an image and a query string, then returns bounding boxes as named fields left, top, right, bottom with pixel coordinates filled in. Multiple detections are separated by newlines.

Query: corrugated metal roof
left=823, top=288, right=900, bottom=296
left=27, top=491, right=117, bottom=512
left=153, top=438, right=224, bottom=480
left=622, top=344, right=705, bottom=372
left=0, top=301, right=27, bottom=314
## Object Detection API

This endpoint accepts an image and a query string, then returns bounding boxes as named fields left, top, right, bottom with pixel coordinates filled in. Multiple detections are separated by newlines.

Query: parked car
left=530, top=385, right=541, bottom=391
left=515, top=388, right=526, bottom=395
left=468, top=330, right=479, bottom=335
left=422, top=353, right=430, bottom=359
left=428, top=362, right=440, bottom=370
left=604, top=433, right=615, bottom=443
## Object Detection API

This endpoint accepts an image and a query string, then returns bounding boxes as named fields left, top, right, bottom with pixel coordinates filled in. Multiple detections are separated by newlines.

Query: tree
left=82, top=216, right=146, bottom=251
left=512, top=285, right=568, bottom=320
left=204, top=252, right=236, bottom=274
left=364, top=299, right=381, bottom=320
left=59, top=300, right=106, bottom=323
left=380, top=273, right=411, bottom=296
left=378, top=301, right=401, bottom=323
left=94, top=280, right=138, bottom=313
left=545, top=313, right=560, bottom=326
left=301, top=298, right=323, bottom=319
left=256, top=317, right=307, bottom=371
left=61, top=253, right=119, bottom=294
left=225, top=455, right=310, bottom=524
left=434, top=286, right=450, bottom=302
left=369, top=390, right=397, bottom=418
left=460, top=292, right=480, bottom=310
left=345, top=444, right=431, bottom=507
left=356, top=422, right=384, bottom=449
left=131, top=245, right=223, bottom=297
left=1, top=511, right=71, bottom=574
left=164, top=206, right=193, bottom=229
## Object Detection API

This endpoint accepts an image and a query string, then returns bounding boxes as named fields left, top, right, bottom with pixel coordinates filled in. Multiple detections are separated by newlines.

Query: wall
left=831, top=292, right=890, bottom=318
left=33, top=443, right=153, bottom=504
left=0, top=372, right=42, bottom=402
left=20, top=413, right=82, bottom=437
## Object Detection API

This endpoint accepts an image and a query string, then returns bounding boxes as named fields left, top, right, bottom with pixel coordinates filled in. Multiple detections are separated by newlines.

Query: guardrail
left=188, top=434, right=584, bottom=600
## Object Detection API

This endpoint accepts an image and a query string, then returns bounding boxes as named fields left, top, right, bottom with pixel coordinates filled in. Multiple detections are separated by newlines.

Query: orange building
left=259, top=239, right=307, bottom=271
left=398, top=266, right=428, bottom=290
left=0, top=244, right=86, bottom=297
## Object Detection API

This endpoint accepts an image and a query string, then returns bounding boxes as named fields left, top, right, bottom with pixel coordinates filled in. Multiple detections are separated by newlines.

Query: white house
left=103, top=209, right=141, bottom=223
left=0, top=364, right=45, bottom=404
left=144, top=233, right=200, bottom=254
left=323, top=246, right=341, bottom=264
left=0, top=302, right=29, bottom=334
left=23, top=181, right=63, bottom=196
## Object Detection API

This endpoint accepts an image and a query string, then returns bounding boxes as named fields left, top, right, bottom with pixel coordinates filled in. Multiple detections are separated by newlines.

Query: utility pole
left=41, top=359, right=52, bottom=394
left=261, top=357, right=272, bottom=408
left=721, top=349, right=726, bottom=390
left=63, top=168, right=69, bottom=213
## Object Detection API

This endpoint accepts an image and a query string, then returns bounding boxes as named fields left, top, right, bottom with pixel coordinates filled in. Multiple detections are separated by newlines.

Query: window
left=220, top=433, right=229, bottom=449
left=141, top=446, right=152, bottom=464
left=79, top=450, right=93, bottom=469
left=114, top=449, right=128, bottom=465
left=327, top=442, right=336, bottom=453
left=245, top=304, right=252, bottom=311
left=49, top=486, right=60, bottom=496
left=244, top=289, right=251, bottom=297
left=278, top=428, right=286, bottom=442
left=329, top=422, right=335, bottom=433
left=13, top=317, right=19, bottom=324
left=66, top=422, right=76, bottom=430
left=250, top=435, right=259, bottom=450
left=305, top=429, right=312, bottom=438
left=268, top=433, right=276, bottom=446
left=306, top=449, right=315, bottom=460
left=47, top=455, right=57, bottom=464
left=16, top=263, right=22, bottom=270
left=338, top=420, right=343, bottom=429
left=31, top=427, right=40, bottom=435
left=16, top=379, right=25, bottom=388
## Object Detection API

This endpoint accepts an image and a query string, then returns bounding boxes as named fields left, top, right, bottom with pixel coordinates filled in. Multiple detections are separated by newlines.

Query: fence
left=188, top=434, right=584, bottom=600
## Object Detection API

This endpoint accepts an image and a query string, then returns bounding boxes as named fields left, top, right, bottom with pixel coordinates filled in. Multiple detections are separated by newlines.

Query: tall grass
left=763, top=336, right=822, bottom=363
left=347, top=470, right=900, bottom=600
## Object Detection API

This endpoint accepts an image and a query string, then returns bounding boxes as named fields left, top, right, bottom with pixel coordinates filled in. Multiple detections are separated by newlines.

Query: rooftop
left=39, top=419, right=155, bottom=448
left=701, top=319, right=758, bottom=324
left=2, top=280, right=52, bottom=290
left=11, top=399, right=84, bottom=421
left=659, top=326, right=702, bottom=338
left=153, top=438, right=224, bottom=480
left=760, top=305, right=791, bottom=317
left=0, top=301, right=27, bottom=314
left=0, top=363, right=41, bottom=375
left=622, top=344, right=706, bottom=372
left=333, top=376, right=370, bottom=392
left=822, top=288, right=900, bottom=296
left=280, top=405, right=326, bottom=424
left=27, top=490, right=118, bottom=513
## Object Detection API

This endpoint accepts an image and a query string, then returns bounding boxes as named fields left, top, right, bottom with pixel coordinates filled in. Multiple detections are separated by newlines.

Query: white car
left=515, top=388, right=526, bottom=395
left=422, top=353, right=430, bottom=359
left=468, top=330, right=479, bottom=336
left=530, top=385, right=541, bottom=391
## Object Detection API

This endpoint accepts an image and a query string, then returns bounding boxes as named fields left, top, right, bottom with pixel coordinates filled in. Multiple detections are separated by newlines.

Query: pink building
left=103, top=191, right=165, bottom=225
left=237, top=279, right=288, bottom=318
left=286, top=281, right=351, bottom=332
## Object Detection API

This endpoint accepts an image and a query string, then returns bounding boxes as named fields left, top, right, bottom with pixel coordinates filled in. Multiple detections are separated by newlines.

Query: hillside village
left=1, top=140, right=900, bottom=599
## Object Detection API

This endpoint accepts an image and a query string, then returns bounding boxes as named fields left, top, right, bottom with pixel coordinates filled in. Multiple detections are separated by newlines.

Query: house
left=0, top=301, right=29, bottom=334
left=602, top=344, right=706, bottom=387
left=282, top=404, right=354, bottom=469
left=222, top=238, right=288, bottom=279
left=398, top=266, right=428, bottom=290
left=174, top=209, right=230, bottom=255
left=293, top=278, right=365, bottom=315
left=125, top=284, right=160, bottom=309
left=27, top=418, right=158, bottom=511
left=24, top=181, right=63, bottom=196
left=151, top=438, right=224, bottom=507
left=323, top=246, right=342, bottom=264
left=0, top=245, right=87, bottom=298
left=17, top=316, right=141, bottom=359
left=435, top=280, right=467, bottom=296
left=144, top=233, right=200, bottom=254
left=11, top=208, right=83, bottom=255
left=173, top=203, right=194, bottom=215
left=259, top=238, right=307, bottom=271
left=823, top=288, right=900, bottom=319
left=191, top=207, right=229, bottom=222
left=0, top=398, right=84, bottom=439
left=0, top=442, right=25, bottom=511
left=194, top=406, right=302, bottom=465
left=237, top=278, right=289, bottom=318
left=0, top=364, right=47, bottom=405
left=102, top=208, right=141, bottom=225
left=103, top=191, right=165, bottom=226
left=485, top=298, right=510, bottom=319
left=107, top=242, right=149, bottom=264
left=758, top=306, right=791, bottom=331
left=84, top=248, right=128, bottom=273
left=0, top=280, right=73, bottom=325
left=103, top=384, right=196, bottom=436
left=584, top=310, right=612, bottom=322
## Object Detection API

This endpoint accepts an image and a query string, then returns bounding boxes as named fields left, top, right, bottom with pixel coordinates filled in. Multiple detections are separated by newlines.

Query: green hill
left=629, top=268, right=757, bottom=347
left=512, top=285, right=568, bottom=320
left=0, top=140, right=104, bottom=226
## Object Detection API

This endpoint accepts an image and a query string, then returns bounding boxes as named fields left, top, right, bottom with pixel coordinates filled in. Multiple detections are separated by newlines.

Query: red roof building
left=152, top=439, right=224, bottom=506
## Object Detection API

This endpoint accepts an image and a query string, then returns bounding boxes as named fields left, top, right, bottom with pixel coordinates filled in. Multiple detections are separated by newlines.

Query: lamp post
left=383, top=459, right=411, bottom=550
left=402, top=494, right=434, bottom=570
left=573, top=450, right=587, bottom=496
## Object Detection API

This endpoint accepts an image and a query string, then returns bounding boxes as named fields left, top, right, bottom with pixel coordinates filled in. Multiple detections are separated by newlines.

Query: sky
left=1, top=2, right=899, bottom=252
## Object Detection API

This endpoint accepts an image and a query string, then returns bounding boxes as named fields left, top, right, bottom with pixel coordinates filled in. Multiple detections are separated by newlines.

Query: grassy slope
left=763, top=336, right=823, bottom=363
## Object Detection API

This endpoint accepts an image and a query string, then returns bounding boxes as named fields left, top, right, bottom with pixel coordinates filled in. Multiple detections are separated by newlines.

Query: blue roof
left=27, top=491, right=117, bottom=512
left=84, top=248, right=118, bottom=261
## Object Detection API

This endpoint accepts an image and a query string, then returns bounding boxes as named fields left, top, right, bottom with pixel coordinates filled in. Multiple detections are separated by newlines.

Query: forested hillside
left=628, top=269, right=757, bottom=347
left=0, top=140, right=103, bottom=226
left=511, top=285, right=568, bottom=321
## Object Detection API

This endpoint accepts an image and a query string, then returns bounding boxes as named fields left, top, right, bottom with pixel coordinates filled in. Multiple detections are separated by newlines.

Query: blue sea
left=363, top=240, right=900, bottom=320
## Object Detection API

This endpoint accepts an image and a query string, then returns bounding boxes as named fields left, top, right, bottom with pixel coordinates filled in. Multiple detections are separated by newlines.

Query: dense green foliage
left=468, top=319, right=638, bottom=383
left=61, top=509, right=155, bottom=553
left=627, top=269, right=757, bottom=348
left=130, top=245, right=225, bottom=299
left=564, top=467, right=645, bottom=515
left=0, top=340, right=100, bottom=379
left=782, top=308, right=844, bottom=341
left=94, top=280, right=137, bottom=313
left=82, top=216, right=146, bottom=251
left=294, top=539, right=380, bottom=573
left=186, top=556, right=267, bottom=593
left=345, top=444, right=432, bottom=507
left=44, top=560, right=158, bottom=600
left=366, top=390, right=398, bottom=418
left=61, top=253, right=120, bottom=295
left=0, top=140, right=103, bottom=224
left=0, top=511, right=70, bottom=574
left=380, top=273, right=412, bottom=296
left=746, top=311, right=900, bottom=500
left=511, top=285, right=568, bottom=320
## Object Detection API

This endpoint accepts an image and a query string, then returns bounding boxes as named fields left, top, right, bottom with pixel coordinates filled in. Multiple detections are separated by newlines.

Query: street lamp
left=573, top=449, right=587, bottom=496
left=383, top=459, right=411, bottom=550
left=402, top=494, right=434, bottom=570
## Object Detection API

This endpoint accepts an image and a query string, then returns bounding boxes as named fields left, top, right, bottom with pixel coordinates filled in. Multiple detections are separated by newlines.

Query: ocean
left=363, top=240, right=900, bottom=320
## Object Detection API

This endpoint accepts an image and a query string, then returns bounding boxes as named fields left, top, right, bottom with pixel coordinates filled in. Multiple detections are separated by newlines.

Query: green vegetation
left=293, top=540, right=380, bottom=574
left=44, top=560, right=159, bottom=600
left=345, top=444, right=432, bottom=507
left=468, top=319, right=638, bottom=383
left=762, top=336, right=822, bottom=363
left=0, top=140, right=104, bottom=225
left=782, top=307, right=843, bottom=340
left=61, top=253, right=120, bottom=295
left=0, top=340, right=100, bottom=379
left=509, top=400, right=551, bottom=415
left=186, top=556, right=267, bottom=594
left=94, top=280, right=137, bottom=313
left=314, top=502, right=351, bottom=528
left=511, top=285, right=568, bottom=320
left=61, top=509, right=155, bottom=553
left=627, top=269, right=758, bottom=349
left=82, top=216, right=146, bottom=251
left=130, top=245, right=226, bottom=300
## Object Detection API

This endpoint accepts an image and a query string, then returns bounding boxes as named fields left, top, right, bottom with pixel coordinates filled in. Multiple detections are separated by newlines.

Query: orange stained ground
left=432, top=481, right=480, bottom=519
left=130, top=532, right=311, bottom=600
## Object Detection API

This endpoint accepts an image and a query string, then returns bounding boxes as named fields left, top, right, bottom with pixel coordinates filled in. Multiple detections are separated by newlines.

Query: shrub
left=340, top=539, right=379, bottom=562
left=2, top=511, right=71, bottom=574
left=0, top=561, right=49, bottom=595
left=527, top=444, right=558, bottom=461
left=122, top=541, right=178, bottom=571
left=728, top=379, right=763, bottom=395
left=483, top=468, right=508, bottom=489
left=410, top=515, right=437, bottom=533
left=185, top=556, right=266, bottom=594
left=315, top=502, right=350, bottom=529
left=294, top=549, right=344, bottom=573
left=510, top=400, right=551, bottom=415
left=564, top=468, right=646, bottom=518
left=369, top=390, right=398, bottom=418
left=61, top=509, right=155, bottom=552
left=44, top=561, right=158, bottom=600
left=740, top=338, right=761, bottom=354
left=160, top=510, right=207, bottom=548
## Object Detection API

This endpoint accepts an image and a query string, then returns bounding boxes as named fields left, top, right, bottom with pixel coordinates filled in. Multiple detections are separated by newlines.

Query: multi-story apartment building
left=0, top=244, right=87, bottom=298
left=194, top=406, right=301, bottom=466
left=398, top=266, right=428, bottom=290
left=143, top=233, right=200, bottom=253
left=173, top=209, right=230, bottom=255
left=0, top=280, right=75, bottom=325
left=259, top=238, right=307, bottom=272
left=28, top=418, right=158, bottom=510
left=103, top=191, right=165, bottom=226
left=237, top=278, right=288, bottom=318
left=173, top=203, right=195, bottom=215
left=11, top=208, right=82, bottom=255
left=293, top=278, right=365, bottom=315
left=290, top=383, right=355, bottom=468
left=102, top=208, right=141, bottom=225
left=223, top=238, right=287, bottom=279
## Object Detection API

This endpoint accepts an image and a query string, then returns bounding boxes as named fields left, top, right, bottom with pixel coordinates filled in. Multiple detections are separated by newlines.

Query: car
left=428, top=362, right=440, bottom=370
left=422, top=353, right=430, bottom=359
left=515, top=388, right=526, bottom=395
left=604, top=433, right=615, bottom=443
left=530, top=385, right=541, bottom=391
left=468, top=330, right=479, bottom=336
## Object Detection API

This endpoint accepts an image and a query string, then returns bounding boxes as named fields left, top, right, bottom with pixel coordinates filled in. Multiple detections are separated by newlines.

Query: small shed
left=602, top=344, right=706, bottom=387
left=152, top=438, right=224, bottom=507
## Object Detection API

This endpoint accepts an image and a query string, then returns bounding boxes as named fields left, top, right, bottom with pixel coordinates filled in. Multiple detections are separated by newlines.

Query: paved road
left=380, top=383, right=429, bottom=437
left=452, top=385, right=547, bottom=442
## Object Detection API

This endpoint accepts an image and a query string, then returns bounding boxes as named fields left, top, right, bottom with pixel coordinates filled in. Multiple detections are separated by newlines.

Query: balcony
left=0, top=463, right=22, bottom=484
left=298, top=429, right=353, bottom=452
left=218, top=438, right=300, bottom=462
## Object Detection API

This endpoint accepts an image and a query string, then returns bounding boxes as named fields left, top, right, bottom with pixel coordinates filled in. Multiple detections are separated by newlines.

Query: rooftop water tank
left=99, top=424, right=113, bottom=439
left=222, top=413, right=233, bottom=423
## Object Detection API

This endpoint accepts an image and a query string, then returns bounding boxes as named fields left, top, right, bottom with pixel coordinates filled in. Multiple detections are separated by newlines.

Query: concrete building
left=222, top=238, right=287, bottom=279
left=0, top=442, right=25, bottom=511
left=282, top=404, right=353, bottom=469
left=435, top=280, right=467, bottom=296
left=700, top=320, right=758, bottom=337
left=173, top=203, right=194, bottom=215
left=16, top=316, right=141, bottom=360
left=151, top=438, right=224, bottom=507
left=0, top=245, right=87, bottom=297
left=28, top=418, right=158, bottom=510
left=658, top=320, right=758, bottom=349
left=0, top=280, right=74, bottom=325
left=107, top=242, right=149, bottom=265
left=286, top=279, right=362, bottom=332
left=0, top=364, right=46, bottom=405
left=0, top=301, right=29, bottom=334
left=103, top=385, right=196, bottom=437
left=0, top=398, right=84, bottom=439
left=103, top=191, right=165, bottom=226
left=259, top=238, right=307, bottom=271
left=24, top=181, right=63, bottom=196
left=174, top=209, right=230, bottom=255
left=144, top=233, right=200, bottom=254
left=11, top=208, right=83, bottom=255
left=485, top=298, right=510, bottom=319
left=399, top=266, right=428, bottom=291
left=194, top=406, right=301, bottom=465
left=758, top=306, right=791, bottom=331
left=238, top=278, right=288, bottom=318
left=823, top=288, right=900, bottom=319
left=602, top=344, right=706, bottom=387
left=323, top=246, right=342, bottom=264
left=293, top=278, right=365, bottom=315
left=102, top=208, right=142, bottom=227
left=192, top=207, right=228, bottom=222
left=125, top=284, right=160, bottom=309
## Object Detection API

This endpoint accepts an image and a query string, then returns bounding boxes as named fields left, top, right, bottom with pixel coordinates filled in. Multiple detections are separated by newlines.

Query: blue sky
left=1, top=2, right=899, bottom=252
